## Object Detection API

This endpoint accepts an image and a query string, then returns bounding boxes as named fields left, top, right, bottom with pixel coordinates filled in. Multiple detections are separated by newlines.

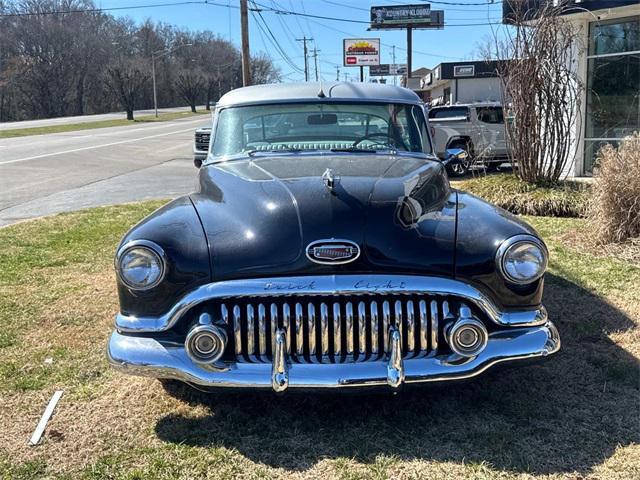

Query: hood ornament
left=306, top=239, right=360, bottom=265
left=322, top=168, right=339, bottom=192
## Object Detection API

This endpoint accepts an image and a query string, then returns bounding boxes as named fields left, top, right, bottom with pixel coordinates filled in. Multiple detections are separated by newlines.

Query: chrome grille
left=195, top=133, right=210, bottom=151
left=218, top=295, right=450, bottom=364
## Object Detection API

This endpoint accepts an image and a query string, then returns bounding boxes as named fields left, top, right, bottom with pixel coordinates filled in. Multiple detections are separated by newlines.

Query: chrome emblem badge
left=306, top=239, right=360, bottom=265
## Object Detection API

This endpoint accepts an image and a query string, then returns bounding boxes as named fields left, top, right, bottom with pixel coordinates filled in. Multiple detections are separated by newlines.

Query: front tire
left=447, top=141, right=472, bottom=177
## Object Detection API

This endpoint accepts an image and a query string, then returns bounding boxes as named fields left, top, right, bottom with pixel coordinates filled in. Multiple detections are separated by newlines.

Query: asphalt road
left=0, top=115, right=210, bottom=227
left=0, top=106, right=204, bottom=131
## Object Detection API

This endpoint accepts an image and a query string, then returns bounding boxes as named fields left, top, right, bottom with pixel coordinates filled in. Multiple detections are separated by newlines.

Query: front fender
left=455, top=191, right=544, bottom=308
left=116, top=196, right=211, bottom=318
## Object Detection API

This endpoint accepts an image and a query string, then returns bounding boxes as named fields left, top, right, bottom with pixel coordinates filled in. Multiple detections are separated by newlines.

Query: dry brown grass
left=588, top=133, right=640, bottom=245
left=1, top=204, right=639, bottom=480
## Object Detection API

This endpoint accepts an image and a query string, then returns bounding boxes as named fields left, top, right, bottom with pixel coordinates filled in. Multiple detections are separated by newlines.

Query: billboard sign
left=371, top=4, right=430, bottom=28
left=369, top=64, right=408, bottom=76
left=370, top=4, right=444, bottom=30
left=343, top=38, right=381, bottom=66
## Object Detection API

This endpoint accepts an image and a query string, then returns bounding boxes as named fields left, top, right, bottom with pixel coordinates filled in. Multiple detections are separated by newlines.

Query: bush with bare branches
left=588, top=133, right=640, bottom=245
left=494, top=1, right=585, bottom=183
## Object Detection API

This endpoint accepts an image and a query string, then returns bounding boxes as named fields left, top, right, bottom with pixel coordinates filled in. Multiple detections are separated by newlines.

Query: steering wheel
left=352, top=132, right=394, bottom=148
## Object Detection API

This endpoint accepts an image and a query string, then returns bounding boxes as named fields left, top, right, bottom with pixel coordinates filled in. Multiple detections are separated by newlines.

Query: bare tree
left=104, top=59, right=150, bottom=120
left=493, top=0, right=585, bottom=183
left=251, top=52, right=281, bottom=84
left=175, top=69, right=205, bottom=112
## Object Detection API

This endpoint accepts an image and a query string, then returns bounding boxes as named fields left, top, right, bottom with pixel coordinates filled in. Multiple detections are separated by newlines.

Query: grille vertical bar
left=333, top=302, right=342, bottom=360
left=222, top=294, right=454, bottom=364
left=320, top=303, right=329, bottom=359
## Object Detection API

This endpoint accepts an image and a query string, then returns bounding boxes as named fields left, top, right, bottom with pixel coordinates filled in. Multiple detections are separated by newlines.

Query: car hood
left=190, top=154, right=457, bottom=281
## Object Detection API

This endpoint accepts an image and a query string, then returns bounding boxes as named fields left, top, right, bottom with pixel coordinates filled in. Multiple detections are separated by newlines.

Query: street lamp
left=152, top=43, right=193, bottom=117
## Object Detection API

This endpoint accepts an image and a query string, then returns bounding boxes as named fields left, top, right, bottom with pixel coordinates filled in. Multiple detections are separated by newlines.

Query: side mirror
left=194, top=158, right=203, bottom=168
left=443, top=148, right=468, bottom=165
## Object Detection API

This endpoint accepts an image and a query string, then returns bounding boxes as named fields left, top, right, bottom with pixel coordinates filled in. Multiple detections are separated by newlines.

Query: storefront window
left=584, top=16, right=640, bottom=173
left=589, top=16, right=640, bottom=55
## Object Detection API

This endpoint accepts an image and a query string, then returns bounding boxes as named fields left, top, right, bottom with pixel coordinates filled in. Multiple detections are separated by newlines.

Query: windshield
left=212, top=102, right=431, bottom=157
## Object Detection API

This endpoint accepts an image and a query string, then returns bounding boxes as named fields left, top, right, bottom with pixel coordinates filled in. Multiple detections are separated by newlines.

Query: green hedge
left=452, top=174, right=590, bottom=218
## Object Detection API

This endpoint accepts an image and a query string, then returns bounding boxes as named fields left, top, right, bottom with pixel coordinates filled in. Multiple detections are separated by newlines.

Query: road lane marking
left=0, top=126, right=199, bottom=165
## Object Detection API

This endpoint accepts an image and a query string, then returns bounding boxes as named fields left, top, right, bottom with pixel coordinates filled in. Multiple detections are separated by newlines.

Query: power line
left=0, top=0, right=505, bottom=27
left=249, top=1, right=304, bottom=73
left=0, top=0, right=215, bottom=17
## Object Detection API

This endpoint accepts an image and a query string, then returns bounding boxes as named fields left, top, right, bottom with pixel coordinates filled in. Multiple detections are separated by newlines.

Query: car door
left=475, top=106, right=508, bottom=157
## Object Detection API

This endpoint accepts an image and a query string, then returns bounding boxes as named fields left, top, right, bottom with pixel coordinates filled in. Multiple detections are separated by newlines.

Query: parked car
left=193, top=126, right=211, bottom=167
left=428, top=103, right=511, bottom=176
left=108, top=83, right=559, bottom=393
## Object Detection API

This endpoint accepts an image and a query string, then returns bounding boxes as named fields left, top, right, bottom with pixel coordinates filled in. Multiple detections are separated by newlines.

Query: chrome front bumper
left=107, top=321, right=560, bottom=390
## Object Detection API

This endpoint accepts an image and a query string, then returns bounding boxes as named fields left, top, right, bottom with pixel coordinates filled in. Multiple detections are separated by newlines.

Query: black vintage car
left=108, top=82, right=560, bottom=393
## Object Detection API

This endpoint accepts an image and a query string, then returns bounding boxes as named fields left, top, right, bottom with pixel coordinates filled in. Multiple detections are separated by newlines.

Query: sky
left=97, top=0, right=506, bottom=82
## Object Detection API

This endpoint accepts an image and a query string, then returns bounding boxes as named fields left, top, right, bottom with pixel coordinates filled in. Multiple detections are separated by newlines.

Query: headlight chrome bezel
left=115, top=240, right=167, bottom=291
left=496, top=235, right=548, bottom=285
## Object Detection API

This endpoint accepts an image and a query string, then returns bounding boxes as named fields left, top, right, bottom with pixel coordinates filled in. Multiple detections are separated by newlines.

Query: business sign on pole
left=369, top=64, right=408, bottom=76
left=343, top=39, right=381, bottom=66
left=370, top=4, right=444, bottom=30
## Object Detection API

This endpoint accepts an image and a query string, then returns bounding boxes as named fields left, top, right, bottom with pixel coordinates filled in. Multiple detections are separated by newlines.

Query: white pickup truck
left=428, top=103, right=511, bottom=176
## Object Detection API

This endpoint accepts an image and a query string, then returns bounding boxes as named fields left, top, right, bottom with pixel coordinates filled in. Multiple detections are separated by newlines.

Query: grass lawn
left=0, top=202, right=638, bottom=479
left=451, top=174, right=590, bottom=218
left=0, top=110, right=209, bottom=139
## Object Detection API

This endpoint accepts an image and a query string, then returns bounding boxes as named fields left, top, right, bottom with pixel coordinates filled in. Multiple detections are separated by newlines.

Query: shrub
left=588, top=133, right=640, bottom=244
left=453, top=174, right=589, bottom=218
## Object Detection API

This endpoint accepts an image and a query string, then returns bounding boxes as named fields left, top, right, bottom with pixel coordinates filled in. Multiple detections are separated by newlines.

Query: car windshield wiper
left=330, top=145, right=398, bottom=154
left=246, top=148, right=306, bottom=156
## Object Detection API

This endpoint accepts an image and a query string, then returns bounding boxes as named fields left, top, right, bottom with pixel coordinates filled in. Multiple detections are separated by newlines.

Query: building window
left=584, top=16, right=640, bottom=173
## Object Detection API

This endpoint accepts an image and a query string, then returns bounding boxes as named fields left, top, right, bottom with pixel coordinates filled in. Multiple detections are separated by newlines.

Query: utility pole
left=240, top=0, right=251, bottom=86
left=312, top=47, right=320, bottom=81
left=296, top=36, right=312, bottom=81
left=335, top=66, right=340, bottom=81
left=392, top=45, right=397, bottom=86
left=406, top=27, right=413, bottom=87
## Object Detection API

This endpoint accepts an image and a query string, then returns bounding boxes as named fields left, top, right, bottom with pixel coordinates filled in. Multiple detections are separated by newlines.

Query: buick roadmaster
left=107, top=82, right=560, bottom=393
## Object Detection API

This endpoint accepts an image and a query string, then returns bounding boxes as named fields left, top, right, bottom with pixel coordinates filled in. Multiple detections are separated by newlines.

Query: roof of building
left=217, top=82, right=421, bottom=107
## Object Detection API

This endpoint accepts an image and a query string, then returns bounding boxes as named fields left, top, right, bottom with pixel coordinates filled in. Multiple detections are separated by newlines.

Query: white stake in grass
left=28, top=390, right=63, bottom=446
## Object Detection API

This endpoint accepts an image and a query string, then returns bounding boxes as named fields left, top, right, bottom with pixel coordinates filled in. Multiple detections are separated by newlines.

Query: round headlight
left=497, top=235, right=547, bottom=285
left=116, top=241, right=166, bottom=290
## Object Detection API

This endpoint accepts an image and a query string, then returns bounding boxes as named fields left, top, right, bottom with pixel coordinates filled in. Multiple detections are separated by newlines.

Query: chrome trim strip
left=115, top=275, right=548, bottom=333
left=108, top=321, right=561, bottom=389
